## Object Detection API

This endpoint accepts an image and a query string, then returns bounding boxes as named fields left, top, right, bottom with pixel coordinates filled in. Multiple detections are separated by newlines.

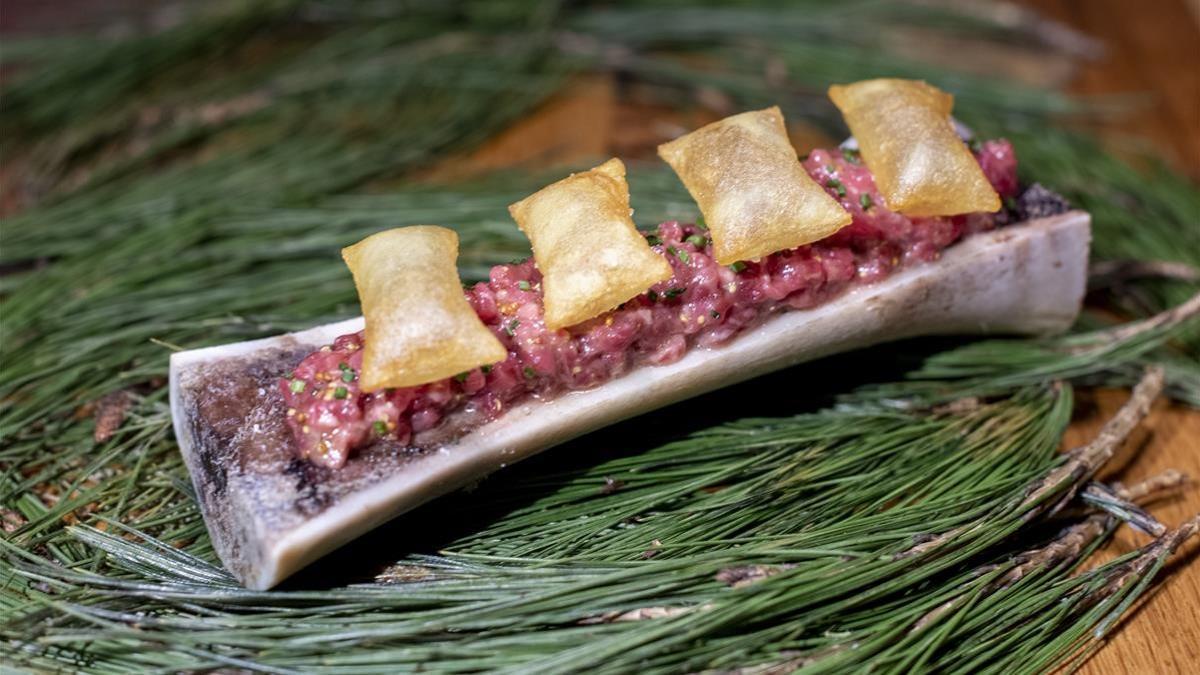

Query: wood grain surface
left=1015, top=3, right=1199, bottom=672
left=1018, top=0, right=1200, bottom=178
left=421, top=4, right=1200, bottom=670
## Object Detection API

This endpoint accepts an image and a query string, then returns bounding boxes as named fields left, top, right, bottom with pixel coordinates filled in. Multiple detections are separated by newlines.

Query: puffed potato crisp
left=509, top=158, right=673, bottom=330
left=657, top=106, right=851, bottom=265
left=828, top=78, right=1000, bottom=216
left=342, top=226, right=507, bottom=391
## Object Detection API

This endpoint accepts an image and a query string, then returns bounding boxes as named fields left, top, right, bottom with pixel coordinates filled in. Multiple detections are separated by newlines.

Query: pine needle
left=3, top=1, right=1199, bottom=672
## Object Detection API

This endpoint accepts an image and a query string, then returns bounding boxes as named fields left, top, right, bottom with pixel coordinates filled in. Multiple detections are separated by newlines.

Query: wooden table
left=424, top=4, right=1199, bottom=669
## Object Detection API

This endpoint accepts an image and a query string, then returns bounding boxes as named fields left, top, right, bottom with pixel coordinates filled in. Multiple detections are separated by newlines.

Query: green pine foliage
left=2, top=1, right=1198, bottom=672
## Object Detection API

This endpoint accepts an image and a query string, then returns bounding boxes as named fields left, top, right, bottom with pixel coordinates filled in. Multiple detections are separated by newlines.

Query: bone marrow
left=282, top=139, right=1021, bottom=468
left=168, top=78, right=1093, bottom=589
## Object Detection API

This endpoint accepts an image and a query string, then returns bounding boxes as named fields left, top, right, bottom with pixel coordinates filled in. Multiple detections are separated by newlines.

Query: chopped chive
left=481, top=364, right=492, bottom=374
left=824, top=164, right=836, bottom=173
left=645, top=234, right=662, bottom=246
left=373, top=420, right=388, bottom=436
left=669, top=247, right=691, bottom=264
left=859, top=193, right=873, bottom=210
left=341, top=370, right=355, bottom=383
left=711, top=310, right=720, bottom=318
left=453, top=371, right=469, bottom=383
left=288, top=378, right=306, bottom=393
left=505, top=319, right=520, bottom=336
left=694, top=216, right=707, bottom=230
left=523, top=366, right=536, bottom=379
left=517, top=280, right=532, bottom=291
left=662, top=287, right=686, bottom=299
left=685, top=234, right=707, bottom=248
left=826, top=178, right=846, bottom=198
left=647, top=289, right=659, bottom=302
left=333, top=386, right=348, bottom=399
left=729, top=261, right=747, bottom=273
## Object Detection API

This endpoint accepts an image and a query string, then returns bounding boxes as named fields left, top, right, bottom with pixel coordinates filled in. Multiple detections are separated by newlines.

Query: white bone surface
left=170, top=211, right=1090, bottom=589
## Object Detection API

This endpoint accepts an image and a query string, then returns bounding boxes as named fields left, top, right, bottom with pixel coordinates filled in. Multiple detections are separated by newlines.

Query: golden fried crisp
left=657, top=106, right=851, bottom=265
left=342, top=226, right=507, bottom=392
left=508, top=158, right=673, bottom=330
left=828, top=78, right=1000, bottom=216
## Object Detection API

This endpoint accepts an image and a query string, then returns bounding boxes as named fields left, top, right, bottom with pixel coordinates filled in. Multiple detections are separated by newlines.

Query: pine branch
left=3, top=1, right=1199, bottom=672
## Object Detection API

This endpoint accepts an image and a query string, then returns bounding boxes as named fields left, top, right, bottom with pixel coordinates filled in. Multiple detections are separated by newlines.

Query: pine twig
left=1089, top=259, right=1200, bottom=289
left=1113, top=469, right=1190, bottom=502
left=909, top=468, right=1184, bottom=635
left=1091, top=512, right=1200, bottom=637
left=891, top=367, right=1162, bottom=563
left=908, top=518, right=1107, bottom=634
left=1023, top=366, right=1165, bottom=519
left=1061, top=468, right=1188, bottom=534
left=1005, top=468, right=1186, bottom=585
left=1067, top=291, right=1200, bottom=353
left=1082, top=483, right=1166, bottom=536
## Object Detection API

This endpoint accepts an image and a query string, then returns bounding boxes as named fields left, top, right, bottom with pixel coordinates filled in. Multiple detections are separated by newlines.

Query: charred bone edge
left=169, top=210, right=1091, bottom=590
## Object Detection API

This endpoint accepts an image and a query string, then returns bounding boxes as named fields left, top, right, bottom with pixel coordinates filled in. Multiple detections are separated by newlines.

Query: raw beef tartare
left=283, top=140, right=1020, bottom=467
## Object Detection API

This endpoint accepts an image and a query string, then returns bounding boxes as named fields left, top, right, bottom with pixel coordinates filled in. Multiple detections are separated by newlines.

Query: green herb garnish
left=518, top=280, right=532, bottom=291
left=372, top=420, right=388, bottom=436
left=662, top=287, right=686, bottom=299
left=729, top=261, right=747, bottom=273
left=505, top=319, right=520, bottom=336
left=288, top=379, right=306, bottom=393
left=859, top=193, right=873, bottom=210
left=669, top=247, right=691, bottom=264
left=827, top=178, right=846, bottom=198
left=685, top=234, right=707, bottom=248
left=522, top=366, right=536, bottom=379
left=333, top=386, right=348, bottom=399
